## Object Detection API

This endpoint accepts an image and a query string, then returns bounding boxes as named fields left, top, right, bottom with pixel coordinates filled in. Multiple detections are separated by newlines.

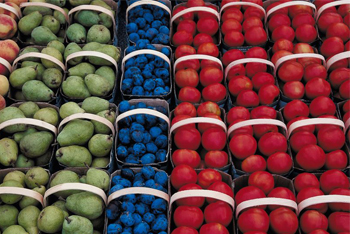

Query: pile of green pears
left=66, top=0, right=115, bottom=44
left=40, top=168, right=109, bottom=233
left=62, top=42, right=120, bottom=100
left=18, top=1, right=68, bottom=45
left=10, top=43, right=65, bottom=102
left=0, top=103, right=58, bottom=168
left=0, top=167, right=49, bottom=234
left=56, top=97, right=116, bottom=168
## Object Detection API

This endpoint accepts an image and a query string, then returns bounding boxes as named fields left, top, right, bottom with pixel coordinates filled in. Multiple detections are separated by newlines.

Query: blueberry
left=121, top=201, right=135, bottom=213
left=134, top=221, right=150, bottom=234
left=155, top=135, right=167, bottom=148
left=135, top=202, right=148, bottom=215
left=132, top=86, right=144, bottom=95
left=116, top=178, right=132, bottom=188
left=149, top=126, right=162, bottom=139
left=140, top=153, right=156, bottom=164
left=155, top=78, right=165, bottom=87
left=131, top=130, right=144, bottom=143
left=125, top=57, right=135, bottom=69
left=158, top=119, right=168, bottom=132
left=151, top=198, right=167, bottom=214
left=143, top=79, right=156, bottom=91
left=157, top=33, right=169, bottom=44
left=129, top=33, right=140, bottom=42
left=135, top=114, right=145, bottom=125
left=137, top=29, right=146, bottom=39
left=135, top=17, right=146, bottom=28
left=154, top=68, right=169, bottom=79
left=146, top=44, right=156, bottom=50
left=117, top=146, right=128, bottom=159
left=120, top=211, right=135, bottom=226
left=109, top=184, right=124, bottom=195
left=133, top=180, right=144, bottom=187
left=119, top=101, right=130, bottom=113
left=125, top=67, right=141, bottom=79
left=136, top=39, right=150, bottom=49
left=160, top=47, right=170, bottom=57
left=144, top=63, right=155, bottom=72
left=140, top=194, right=155, bottom=205
left=141, top=165, right=155, bottom=179
left=151, top=37, right=160, bottom=44
left=136, top=102, right=147, bottom=108
left=145, top=114, right=157, bottom=126
left=142, top=132, right=151, bottom=144
left=125, top=46, right=136, bottom=54
left=151, top=216, right=167, bottom=231
left=135, top=56, right=148, bottom=69
left=153, top=8, right=164, bottom=19
left=133, top=143, right=146, bottom=156
left=146, top=28, right=158, bottom=41
left=133, top=213, right=142, bottom=225
left=107, top=223, right=122, bottom=234
left=134, top=172, right=143, bottom=182
left=156, top=149, right=167, bottom=162
left=151, top=20, right=162, bottom=29
left=145, top=179, right=155, bottom=188
left=126, top=22, right=138, bottom=33
left=146, top=142, right=158, bottom=154
left=154, top=171, right=167, bottom=187
left=125, top=155, right=139, bottom=164
left=121, top=168, right=134, bottom=181
left=154, top=57, right=165, bottom=68
left=119, top=128, right=130, bottom=144
left=143, top=12, right=154, bottom=23
left=121, top=78, right=133, bottom=94
left=131, top=123, right=145, bottom=132
left=159, top=26, right=169, bottom=35
left=143, top=212, right=155, bottom=224
left=123, top=194, right=137, bottom=203
left=142, top=70, right=153, bottom=79
left=106, top=203, right=119, bottom=220
left=123, top=227, right=132, bottom=233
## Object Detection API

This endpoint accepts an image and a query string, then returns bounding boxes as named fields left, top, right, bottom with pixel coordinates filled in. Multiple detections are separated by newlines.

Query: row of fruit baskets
left=0, top=0, right=349, bottom=233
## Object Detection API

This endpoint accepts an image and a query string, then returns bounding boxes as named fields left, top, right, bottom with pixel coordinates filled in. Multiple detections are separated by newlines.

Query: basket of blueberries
left=106, top=166, right=170, bottom=234
left=115, top=99, right=170, bottom=169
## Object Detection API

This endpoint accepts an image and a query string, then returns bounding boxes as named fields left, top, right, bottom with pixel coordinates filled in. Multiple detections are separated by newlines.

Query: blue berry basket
left=120, top=44, right=173, bottom=103
left=169, top=108, right=233, bottom=173
left=170, top=3, right=221, bottom=47
left=44, top=167, right=110, bottom=233
left=60, top=48, right=121, bottom=104
left=7, top=46, right=65, bottom=107
left=53, top=109, right=117, bottom=172
left=173, top=54, right=228, bottom=108
left=279, top=104, right=350, bottom=175
left=105, top=167, right=170, bottom=234
left=220, top=2, right=268, bottom=53
left=233, top=174, right=298, bottom=234
left=227, top=110, right=294, bottom=178
left=17, top=2, right=69, bottom=46
left=225, top=58, right=280, bottom=110
left=126, top=0, right=171, bottom=45
left=168, top=169, right=235, bottom=233
left=0, top=105, right=58, bottom=171
left=115, top=99, right=170, bottom=169
left=65, top=0, right=118, bottom=45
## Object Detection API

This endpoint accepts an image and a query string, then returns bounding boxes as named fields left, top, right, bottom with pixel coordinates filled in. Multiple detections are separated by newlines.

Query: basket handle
left=0, top=57, right=13, bottom=73
left=126, top=0, right=171, bottom=25
left=13, top=52, right=65, bottom=71
left=316, top=0, right=350, bottom=21
left=122, top=49, right=170, bottom=68
left=225, top=58, right=274, bottom=80
left=174, top=54, right=223, bottom=71
left=171, top=6, right=219, bottom=24
left=170, top=117, right=227, bottom=134
left=297, top=195, right=350, bottom=215
left=0, top=2, right=21, bottom=18
left=0, top=187, right=43, bottom=206
left=220, top=2, right=266, bottom=23
left=115, top=108, right=170, bottom=127
left=326, top=51, right=350, bottom=71
left=266, top=1, right=316, bottom=19
left=20, top=2, right=68, bottom=21
left=0, top=118, right=58, bottom=135
left=65, top=51, right=118, bottom=72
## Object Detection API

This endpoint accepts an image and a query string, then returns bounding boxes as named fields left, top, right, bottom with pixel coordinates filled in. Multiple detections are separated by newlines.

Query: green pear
left=0, top=181, right=23, bottom=204
left=23, top=5, right=52, bottom=16
left=41, top=15, right=60, bottom=34
left=59, top=102, right=85, bottom=119
left=0, top=107, right=27, bottom=133
left=42, top=68, right=63, bottom=89
left=24, top=167, right=49, bottom=188
left=37, top=206, right=64, bottom=233
left=91, top=0, right=112, bottom=10
left=79, top=175, right=87, bottom=183
left=35, top=151, right=52, bottom=166
left=91, top=157, right=109, bottom=168
left=64, top=43, right=82, bottom=66
left=56, top=146, right=92, bottom=167
left=2, top=225, right=28, bottom=234
left=84, top=74, right=112, bottom=96
left=82, top=42, right=99, bottom=51
left=62, top=76, right=91, bottom=99
left=65, top=192, right=104, bottom=219
left=22, top=80, right=54, bottom=102
left=19, top=47, right=40, bottom=62
left=20, top=131, right=54, bottom=158
left=47, top=40, right=65, bottom=54
left=68, top=63, right=95, bottom=78
left=18, top=102, right=40, bottom=118
left=88, top=134, right=113, bottom=157
left=0, top=138, right=18, bottom=167
left=86, top=168, right=109, bottom=192
left=46, top=0, right=66, bottom=7
left=3, top=171, right=25, bottom=186
left=99, top=13, right=112, bottom=28
left=14, top=91, right=26, bottom=101
left=62, top=215, right=93, bottom=234
left=31, top=26, right=58, bottom=46
left=33, top=107, right=59, bottom=126
left=86, top=25, right=111, bottom=44
left=0, top=205, right=18, bottom=231
left=53, top=8, right=68, bottom=25
left=19, top=186, right=46, bottom=209
left=69, top=0, right=91, bottom=6
left=49, top=170, right=80, bottom=198
left=9, top=66, right=37, bottom=89
left=18, top=205, right=40, bottom=234
left=81, top=97, right=109, bottom=114
left=84, top=43, right=120, bottom=66
left=18, top=11, right=42, bottom=36
left=76, top=10, right=100, bottom=27
left=92, top=109, right=116, bottom=134
left=95, top=66, right=115, bottom=88
left=40, top=47, right=63, bottom=69
left=15, top=154, right=35, bottom=168
left=52, top=201, right=69, bottom=218
left=57, top=119, right=94, bottom=146
left=21, top=61, right=45, bottom=80
left=66, top=23, right=86, bottom=44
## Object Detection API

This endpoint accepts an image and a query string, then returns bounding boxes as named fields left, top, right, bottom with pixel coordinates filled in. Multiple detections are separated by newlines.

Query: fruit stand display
left=0, top=0, right=349, bottom=233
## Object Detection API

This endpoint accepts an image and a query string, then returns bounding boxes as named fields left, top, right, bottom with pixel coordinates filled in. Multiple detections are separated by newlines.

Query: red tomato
left=174, top=206, right=204, bottom=229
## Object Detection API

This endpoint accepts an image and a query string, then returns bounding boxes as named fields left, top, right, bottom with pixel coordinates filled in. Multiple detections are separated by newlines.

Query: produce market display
left=0, top=0, right=349, bottom=233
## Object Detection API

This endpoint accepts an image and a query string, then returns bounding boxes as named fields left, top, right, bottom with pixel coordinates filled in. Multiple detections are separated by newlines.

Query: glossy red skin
left=309, top=96, right=336, bottom=117
left=186, top=0, right=205, bottom=7
left=202, top=83, right=226, bottom=102
left=204, top=202, right=233, bottom=227
left=272, top=39, right=294, bottom=53
left=244, top=6, right=265, bottom=20
left=171, top=115, right=196, bottom=134
left=222, top=49, right=245, bottom=67
left=200, top=66, right=223, bottom=87
left=253, top=123, right=278, bottom=139
left=199, top=223, right=229, bottom=234
left=198, top=5, right=218, bottom=19
left=295, top=24, right=317, bottom=43
left=271, top=25, right=295, bottom=42
left=207, top=181, right=234, bottom=203
left=290, top=131, right=317, bottom=152
left=175, top=45, right=196, bottom=59
left=176, top=59, right=200, bottom=71
left=283, top=100, right=309, bottom=122
left=328, top=212, right=350, bottom=233
left=325, top=150, right=348, bottom=170
left=278, top=61, right=304, bottom=82
left=271, top=50, right=294, bottom=65
left=252, top=72, right=275, bottom=91
left=268, top=13, right=291, bottom=32
left=329, top=188, right=350, bottom=211
left=296, top=144, right=326, bottom=171
left=177, top=183, right=205, bottom=207
left=287, top=116, right=315, bottom=134
left=197, top=101, right=221, bottom=117
left=292, top=13, right=315, bottom=29
left=174, top=102, right=197, bottom=117
left=171, top=165, right=198, bottom=190
left=173, top=6, right=194, bottom=24
left=229, top=133, right=257, bottom=160
left=227, top=106, right=250, bottom=124
left=326, top=23, right=350, bottom=42
left=197, top=42, right=219, bottom=57
left=320, top=169, right=350, bottom=194
left=258, top=132, right=287, bottom=157
left=174, top=206, right=204, bottom=229
left=251, top=106, right=276, bottom=119
left=243, top=17, right=263, bottom=33
left=308, top=229, right=329, bottom=234
left=248, top=171, right=274, bottom=195
left=320, top=36, right=345, bottom=58
left=268, top=187, right=296, bottom=210
left=241, top=155, right=267, bottom=173
left=297, top=187, right=327, bottom=212
left=329, top=68, right=350, bottom=89
left=304, top=63, right=327, bottom=82
left=193, top=33, right=214, bottom=47
left=269, top=207, right=299, bottom=234
left=235, top=186, right=266, bottom=207
left=267, top=152, right=293, bottom=175
left=197, top=17, right=219, bottom=36
left=197, top=168, right=222, bottom=189
left=317, top=125, right=345, bottom=152
left=178, top=87, right=201, bottom=103
left=227, top=64, right=246, bottom=80
left=245, top=62, right=267, bottom=78
left=172, top=30, right=193, bottom=47
left=238, top=208, right=269, bottom=233
left=174, top=128, right=201, bottom=150
left=205, top=151, right=228, bottom=169
left=340, top=80, right=350, bottom=99
left=172, top=149, right=201, bottom=168
left=258, top=84, right=279, bottom=105
left=305, top=77, right=331, bottom=100
left=318, top=12, right=343, bottom=33
left=224, top=31, right=244, bottom=47
left=229, top=75, right=253, bottom=97
left=245, top=47, right=267, bottom=59
left=283, top=81, right=305, bottom=99
left=222, top=7, right=243, bottom=22
left=229, top=119, right=254, bottom=137
left=289, top=4, right=313, bottom=18
left=236, top=90, right=260, bottom=107
left=175, top=68, right=199, bottom=88
left=172, top=227, right=198, bottom=234
left=177, top=19, right=197, bottom=36
left=300, top=210, right=328, bottom=234
left=245, top=26, right=267, bottom=46
left=202, top=128, right=226, bottom=151
left=221, top=19, right=242, bottom=35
